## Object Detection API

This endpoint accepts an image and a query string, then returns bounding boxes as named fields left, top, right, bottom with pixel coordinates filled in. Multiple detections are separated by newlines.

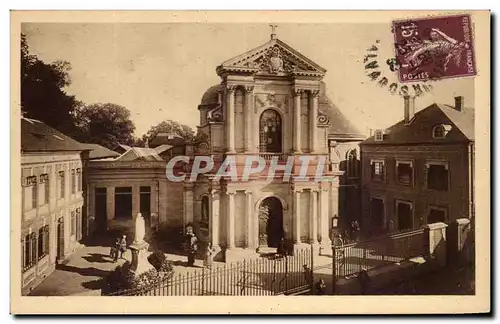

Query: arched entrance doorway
left=258, top=197, right=284, bottom=248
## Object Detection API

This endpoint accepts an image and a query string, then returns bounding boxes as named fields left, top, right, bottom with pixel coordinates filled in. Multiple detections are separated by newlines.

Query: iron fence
left=333, top=228, right=425, bottom=280
left=104, top=247, right=313, bottom=296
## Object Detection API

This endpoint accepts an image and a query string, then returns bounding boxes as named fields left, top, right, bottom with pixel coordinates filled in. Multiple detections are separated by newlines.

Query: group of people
left=184, top=229, right=215, bottom=269
left=110, top=235, right=128, bottom=262
left=341, top=220, right=361, bottom=244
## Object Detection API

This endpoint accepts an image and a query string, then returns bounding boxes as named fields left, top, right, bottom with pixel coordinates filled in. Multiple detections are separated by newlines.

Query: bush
left=103, top=254, right=175, bottom=295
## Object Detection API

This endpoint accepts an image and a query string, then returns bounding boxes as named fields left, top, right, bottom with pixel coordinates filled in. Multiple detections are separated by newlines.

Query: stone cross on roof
left=270, top=24, right=278, bottom=40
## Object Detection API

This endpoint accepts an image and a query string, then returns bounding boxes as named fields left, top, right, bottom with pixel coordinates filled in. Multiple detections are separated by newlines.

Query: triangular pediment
left=216, top=39, right=326, bottom=77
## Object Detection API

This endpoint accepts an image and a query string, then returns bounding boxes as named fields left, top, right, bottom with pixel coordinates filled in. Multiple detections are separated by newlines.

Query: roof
left=115, top=147, right=164, bottom=162
left=154, top=144, right=173, bottom=154
left=361, top=103, right=474, bottom=145
left=21, top=117, right=89, bottom=153
left=149, top=133, right=187, bottom=147
left=81, top=143, right=120, bottom=160
left=318, top=84, right=366, bottom=140
left=216, top=37, right=326, bottom=78
left=200, top=84, right=222, bottom=106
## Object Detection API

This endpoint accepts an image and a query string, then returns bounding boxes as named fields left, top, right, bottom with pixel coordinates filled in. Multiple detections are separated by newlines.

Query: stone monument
left=129, top=213, right=152, bottom=274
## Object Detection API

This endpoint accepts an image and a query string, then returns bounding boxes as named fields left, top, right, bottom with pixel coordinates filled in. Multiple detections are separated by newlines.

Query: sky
left=21, top=23, right=474, bottom=137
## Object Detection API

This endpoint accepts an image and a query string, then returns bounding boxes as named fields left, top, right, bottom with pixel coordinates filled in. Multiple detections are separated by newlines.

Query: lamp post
left=331, top=214, right=340, bottom=294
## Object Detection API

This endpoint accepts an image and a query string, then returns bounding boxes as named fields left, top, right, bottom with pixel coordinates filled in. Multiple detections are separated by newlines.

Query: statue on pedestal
left=134, top=212, right=146, bottom=244
left=129, top=212, right=151, bottom=274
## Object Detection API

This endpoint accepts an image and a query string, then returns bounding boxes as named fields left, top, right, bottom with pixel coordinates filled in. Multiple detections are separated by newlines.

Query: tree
left=75, top=103, right=136, bottom=150
left=139, top=120, right=195, bottom=146
left=20, top=33, right=80, bottom=136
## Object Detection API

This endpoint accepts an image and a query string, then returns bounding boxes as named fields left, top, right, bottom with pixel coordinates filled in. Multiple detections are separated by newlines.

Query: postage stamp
left=393, top=14, right=476, bottom=82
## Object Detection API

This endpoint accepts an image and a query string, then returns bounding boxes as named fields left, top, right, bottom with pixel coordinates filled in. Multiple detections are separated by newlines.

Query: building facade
left=188, top=33, right=363, bottom=261
left=21, top=117, right=87, bottom=295
left=360, top=96, right=474, bottom=236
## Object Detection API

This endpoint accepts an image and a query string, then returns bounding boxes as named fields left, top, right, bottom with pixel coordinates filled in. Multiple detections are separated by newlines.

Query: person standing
left=187, top=233, right=198, bottom=267
left=111, top=237, right=120, bottom=262
left=119, top=235, right=127, bottom=259
left=204, top=243, right=214, bottom=269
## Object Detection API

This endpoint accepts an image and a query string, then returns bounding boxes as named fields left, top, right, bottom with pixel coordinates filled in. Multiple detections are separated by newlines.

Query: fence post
left=332, top=244, right=336, bottom=294
left=201, top=266, right=205, bottom=296
left=310, top=246, right=314, bottom=294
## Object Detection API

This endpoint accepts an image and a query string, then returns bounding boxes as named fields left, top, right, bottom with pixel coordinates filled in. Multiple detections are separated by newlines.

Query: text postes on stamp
left=393, top=14, right=476, bottom=83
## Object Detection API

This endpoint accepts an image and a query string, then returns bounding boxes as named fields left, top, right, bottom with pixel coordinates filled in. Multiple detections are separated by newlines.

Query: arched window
left=259, top=109, right=282, bottom=153
left=433, top=125, right=445, bottom=139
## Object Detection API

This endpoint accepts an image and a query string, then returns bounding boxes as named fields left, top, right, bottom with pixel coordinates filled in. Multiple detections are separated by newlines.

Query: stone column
left=293, top=89, right=303, bottom=153
left=293, top=189, right=302, bottom=243
left=310, top=90, right=319, bottom=153
left=132, top=184, right=140, bottom=217
left=329, top=179, right=339, bottom=239
left=226, top=85, right=236, bottom=153
left=209, top=188, right=220, bottom=250
left=227, top=191, right=236, bottom=249
left=319, top=187, right=332, bottom=251
left=244, top=86, right=254, bottom=153
left=106, top=186, right=115, bottom=222
left=309, top=189, right=318, bottom=245
left=183, top=183, right=194, bottom=228
left=245, top=190, right=253, bottom=248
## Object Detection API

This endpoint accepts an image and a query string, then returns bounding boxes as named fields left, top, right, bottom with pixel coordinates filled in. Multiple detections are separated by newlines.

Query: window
left=71, top=210, right=76, bottom=236
left=374, top=130, right=384, bottom=142
left=370, top=198, right=385, bottom=229
left=25, top=176, right=37, bottom=209
left=22, top=232, right=37, bottom=271
left=76, top=168, right=82, bottom=192
left=428, top=206, right=447, bottom=224
left=259, top=109, right=282, bottom=153
left=39, top=174, right=49, bottom=205
left=433, top=125, right=445, bottom=139
left=396, top=161, right=413, bottom=186
left=432, top=124, right=452, bottom=139
left=427, top=162, right=449, bottom=191
left=59, top=171, right=65, bottom=199
left=71, top=169, right=76, bottom=194
left=37, top=225, right=49, bottom=260
left=370, top=159, right=385, bottom=182
left=396, top=200, right=413, bottom=231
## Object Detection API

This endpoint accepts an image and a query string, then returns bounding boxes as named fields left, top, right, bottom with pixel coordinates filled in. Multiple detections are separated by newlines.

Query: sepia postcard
left=10, top=10, right=490, bottom=315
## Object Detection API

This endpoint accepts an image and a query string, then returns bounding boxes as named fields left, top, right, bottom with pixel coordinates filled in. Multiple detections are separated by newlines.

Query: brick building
left=360, top=96, right=474, bottom=236
left=21, top=117, right=88, bottom=295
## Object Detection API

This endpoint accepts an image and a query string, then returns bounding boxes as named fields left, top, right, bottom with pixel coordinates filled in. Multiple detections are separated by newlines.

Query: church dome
left=200, top=84, right=222, bottom=105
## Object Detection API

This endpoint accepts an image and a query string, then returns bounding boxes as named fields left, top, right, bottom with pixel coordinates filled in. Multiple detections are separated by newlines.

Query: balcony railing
left=259, top=153, right=285, bottom=161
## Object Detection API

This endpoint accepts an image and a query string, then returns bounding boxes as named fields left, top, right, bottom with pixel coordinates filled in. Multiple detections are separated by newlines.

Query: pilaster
left=209, top=185, right=221, bottom=250
left=106, top=186, right=115, bottom=222
left=293, top=187, right=302, bottom=243
left=226, top=190, right=236, bottom=249
left=245, top=190, right=253, bottom=248
left=244, top=86, right=254, bottom=153
left=226, top=85, right=236, bottom=153
left=309, top=189, right=318, bottom=245
left=293, top=89, right=303, bottom=153
left=183, top=182, right=194, bottom=229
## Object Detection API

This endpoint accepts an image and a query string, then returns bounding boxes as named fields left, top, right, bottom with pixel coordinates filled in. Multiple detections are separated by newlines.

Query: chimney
left=404, top=95, right=415, bottom=125
left=454, top=96, right=464, bottom=111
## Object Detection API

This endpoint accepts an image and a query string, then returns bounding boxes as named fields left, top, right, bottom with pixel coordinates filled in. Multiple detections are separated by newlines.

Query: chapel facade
left=185, top=32, right=364, bottom=261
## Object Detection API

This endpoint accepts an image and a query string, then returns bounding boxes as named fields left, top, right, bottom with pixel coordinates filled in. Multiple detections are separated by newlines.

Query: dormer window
left=374, top=130, right=384, bottom=142
left=432, top=124, right=452, bottom=139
